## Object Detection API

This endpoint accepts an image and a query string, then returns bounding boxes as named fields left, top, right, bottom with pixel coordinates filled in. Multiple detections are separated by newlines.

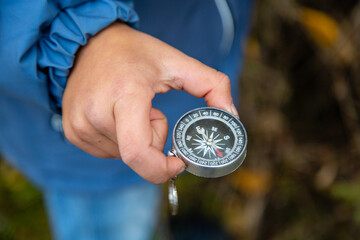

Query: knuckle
left=216, top=71, right=230, bottom=84
left=86, top=111, right=109, bottom=133
left=83, top=101, right=103, bottom=126
left=63, top=127, right=76, bottom=143
left=120, top=143, right=141, bottom=166
left=70, top=117, right=89, bottom=138
left=62, top=119, right=77, bottom=143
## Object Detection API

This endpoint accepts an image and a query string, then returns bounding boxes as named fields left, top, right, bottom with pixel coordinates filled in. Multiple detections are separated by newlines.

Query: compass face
left=172, top=107, right=247, bottom=173
left=184, top=119, right=235, bottom=160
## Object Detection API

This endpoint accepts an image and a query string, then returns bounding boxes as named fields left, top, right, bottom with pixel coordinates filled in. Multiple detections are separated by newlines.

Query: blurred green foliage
left=0, top=161, right=50, bottom=240
left=331, top=181, right=360, bottom=225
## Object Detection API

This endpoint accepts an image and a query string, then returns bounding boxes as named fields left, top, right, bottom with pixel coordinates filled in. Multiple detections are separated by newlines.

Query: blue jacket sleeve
left=0, top=0, right=138, bottom=113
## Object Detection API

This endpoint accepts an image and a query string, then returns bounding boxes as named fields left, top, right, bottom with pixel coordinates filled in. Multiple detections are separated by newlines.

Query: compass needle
left=210, top=132, right=214, bottom=139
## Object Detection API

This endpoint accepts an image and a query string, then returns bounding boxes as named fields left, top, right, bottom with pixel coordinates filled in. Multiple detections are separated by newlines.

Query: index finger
left=165, top=53, right=239, bottom=116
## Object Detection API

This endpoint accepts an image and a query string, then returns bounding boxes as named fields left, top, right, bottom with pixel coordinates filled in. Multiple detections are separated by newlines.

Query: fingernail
left=230, top=104, right=239, bottom=118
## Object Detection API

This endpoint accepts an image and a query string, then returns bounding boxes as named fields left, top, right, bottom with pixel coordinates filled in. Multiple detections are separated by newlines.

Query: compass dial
left=172, top=107, right=247, bottom=178
left=185, top=119, right=234, bottom=160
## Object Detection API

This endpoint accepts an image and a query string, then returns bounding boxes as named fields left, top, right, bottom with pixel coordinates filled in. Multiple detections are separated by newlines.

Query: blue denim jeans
left=44, top=184, right=161, bottom=240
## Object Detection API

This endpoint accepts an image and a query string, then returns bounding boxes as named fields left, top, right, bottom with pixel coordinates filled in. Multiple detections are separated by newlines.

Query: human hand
left=62, top=22, right=238, bottom=184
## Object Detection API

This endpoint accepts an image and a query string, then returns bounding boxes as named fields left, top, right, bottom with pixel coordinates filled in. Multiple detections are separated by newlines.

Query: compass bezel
left=172, top=107, right=247, bottom=178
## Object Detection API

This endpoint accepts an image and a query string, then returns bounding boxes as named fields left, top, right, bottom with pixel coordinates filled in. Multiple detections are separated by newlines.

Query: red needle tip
left=216, top=149, right=223, bottom=157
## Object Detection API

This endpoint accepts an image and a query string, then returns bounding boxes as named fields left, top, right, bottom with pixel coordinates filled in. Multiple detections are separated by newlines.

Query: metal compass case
left=168, top=107, right=248, bottom=215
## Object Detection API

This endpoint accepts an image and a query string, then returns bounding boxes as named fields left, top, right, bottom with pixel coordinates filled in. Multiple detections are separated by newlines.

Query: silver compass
left=172, top=107, right=247, bottom=177
left=167, top=107, right=247, bottom=215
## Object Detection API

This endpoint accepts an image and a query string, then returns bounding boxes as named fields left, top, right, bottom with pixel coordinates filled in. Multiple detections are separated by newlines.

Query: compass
left=167, top=107, right=247, bottom=215
left=171, top=107, right=247, bottom=177
left=172, top=107, right=247, bottom=178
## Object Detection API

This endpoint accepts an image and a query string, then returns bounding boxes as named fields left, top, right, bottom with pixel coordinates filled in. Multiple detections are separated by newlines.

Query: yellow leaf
left=300, top=7, right=339, bottom=48
left=246, top=37, right=261, bottom=59
left=230, top=169, right=271, bottom=196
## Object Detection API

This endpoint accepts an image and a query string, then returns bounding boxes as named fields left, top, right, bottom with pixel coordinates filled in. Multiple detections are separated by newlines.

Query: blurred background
left=1, top=0, right=360, bottom=239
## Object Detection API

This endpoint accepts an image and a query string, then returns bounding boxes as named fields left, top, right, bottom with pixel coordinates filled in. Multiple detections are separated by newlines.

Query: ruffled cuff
left=37, top=0, right=139, bottom=113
